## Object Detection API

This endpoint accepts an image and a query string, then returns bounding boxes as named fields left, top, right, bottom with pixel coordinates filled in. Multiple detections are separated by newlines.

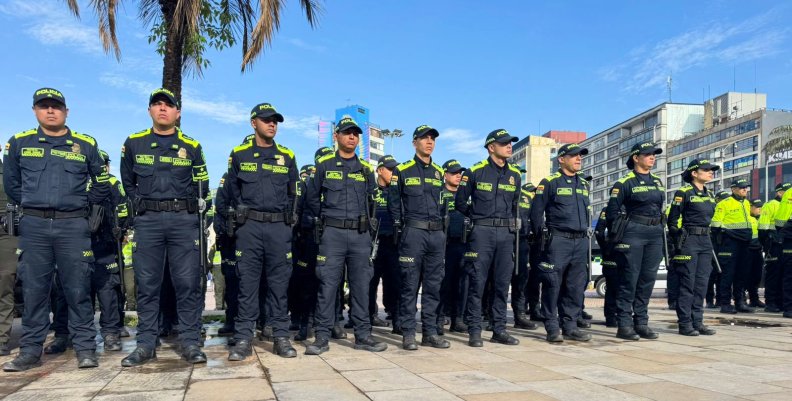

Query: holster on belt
left=4, top=204, right=20, bottom=237
left=235, top=205, right=249, bottom=225
left=462, top=218, right=473, bottom=244
left=226, top=207, right=236, bottom=238
left=314, top=216, right=324, bottom=242
left=88, top=204, right=105, bottom=233
left=608, top=211, right=629, bottom=245
left=539, top=226, right=551, bottom=252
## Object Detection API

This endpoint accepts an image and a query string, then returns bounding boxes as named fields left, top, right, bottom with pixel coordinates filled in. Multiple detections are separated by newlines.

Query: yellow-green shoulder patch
left=617, top=172, right=635, bottom=184
left=129, top=129, right=151, bottom=139
left=317, top=153, right=335, bottom=164
left=14, top=129, right=37, bottom=139
left=71, top=132, right=96, bottom=146
left=276, top=143, right=295, bottom=159
left=470, top=159, right=488, bottom=172
left=544, top=172, right=562, bottom=182
left=233, top=141, right=252, bottom=154
left=397, top=159, right=415, bottom=172
left=177, top=131, right=199, bottom=148
left=508, top=163, right=521, bottom=174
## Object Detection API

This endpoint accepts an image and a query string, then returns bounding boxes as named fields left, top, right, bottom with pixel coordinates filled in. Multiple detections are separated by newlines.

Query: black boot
left=616, top=327, right=640, bottom=341
left=0, top=342, right=10, bottom=356
left=182, top=345, right=207, bottom=364
left=103, top=334, right=122, bottom=351
left=736, top=303, right=754, bottom=313
left=514, top=313, right=538, bottom=330
left=402, top=334, right=418, bottom=351
left=563, top=329, right=591, bottom=342
left=76, top=350, right=99, bottom=368
left=468, top=332, right=483, bottom=347
left=331, top=324, right=347, bottom=339
left=354, top=336, right=387, bottom=352
left=294, top=325, right=310, bottom=341
left=678, top=326, right=699, bottom=336
left=695, top=325, right=716, bottom=335
left=44, top=336, right=71, bottom=354
left=228, top=339, right=253, bottom=361
left=490, top=331, right=519, bottom=345
left=634, top=325, right=658, bottom=339
left=371, top=315, right=390, bottom=327
left=546, top=331, right=563, bottom=343
left=581, top=310, right=593, bottom=320
left=605, top=317, right=618, bottom=328
left=421, top=334, right=450, bottom=349
left=450, top=320, right=468, bottom=333
left=576, top=318, right=591, bottom=329
left=121, top=347, right=157, bottom=367
left=258, top=325, right=274, bottom=341
left=274, top=337, right=297, bottom=358
left=218, top=325, right=234, bottom=336
left=2, top=353, right=42, bottom=372
left=305, top=336, right=330, bottom=355
left=720, top=305, right=737, bottom=314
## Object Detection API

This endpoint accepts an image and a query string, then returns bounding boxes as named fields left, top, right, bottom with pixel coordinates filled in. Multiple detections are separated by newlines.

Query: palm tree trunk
left=160, top=0, right=183, bottom=112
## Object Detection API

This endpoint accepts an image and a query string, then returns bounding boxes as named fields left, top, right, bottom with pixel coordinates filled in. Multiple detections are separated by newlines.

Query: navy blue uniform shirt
left=455, top=157, right=521, bottom=220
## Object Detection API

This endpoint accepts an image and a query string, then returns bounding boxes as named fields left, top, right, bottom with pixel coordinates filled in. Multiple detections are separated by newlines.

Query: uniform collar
left=487, top=156, right=507, bottom=170
left=36, top=126, right=73, bottom=144
left=413, top=154, right=432, bottom=167
left=731, top=193, right=745, bottom=201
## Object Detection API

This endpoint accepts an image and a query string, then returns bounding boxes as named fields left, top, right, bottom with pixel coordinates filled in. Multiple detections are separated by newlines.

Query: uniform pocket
left=20, top=158, right=47, bottom=194
left=132, top=164, right=155, bottom=195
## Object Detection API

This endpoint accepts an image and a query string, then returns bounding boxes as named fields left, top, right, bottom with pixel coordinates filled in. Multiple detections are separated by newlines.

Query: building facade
left=510, top=131, right=587, bottom=185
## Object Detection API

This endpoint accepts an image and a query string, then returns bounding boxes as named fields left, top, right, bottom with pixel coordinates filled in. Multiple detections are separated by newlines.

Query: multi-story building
left=580, top=102, right=705, bottom=216
left=666, top=92, right=792, bottom=201
left=329, top=104, right=385, bottom=165
left=368, top=124, right=385, bottom=166
left=510, top=131, right=586, bottom=185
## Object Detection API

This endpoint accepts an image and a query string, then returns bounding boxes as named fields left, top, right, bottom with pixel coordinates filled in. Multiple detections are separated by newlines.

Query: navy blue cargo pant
left=464, top=225, right=514, bottom=335
left=510, top=237, right=531, bottom=315
left=292, top=230, right=318, bottom=328
left=614, top=222, right=663, bottom=328
left=91, top=242, right=121, bottom=337
left=440, top=239, right=467, bottom=323
left=764, top=243, right=782, bottom=310
left=398, top=226, right=446, bottom=337
left=673, top=234, right=713, bottom=330
left=18, top=215, right=96, bottom=356
left=218, top=236, right=239, bottom=327
left=716, top=236, right=750, bottom=307
left=133, top=211, right=202, bottom=350
left=371, top=236, right=399, bottom=321
left=314, top=227, right=373, bottom=340
left=235, top=220, right=293, bottom=341
left=537, top=234, right=588, bottom=334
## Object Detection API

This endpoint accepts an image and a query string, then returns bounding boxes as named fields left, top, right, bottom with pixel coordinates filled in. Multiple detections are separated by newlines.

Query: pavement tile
left=461, top=390, right=558, bottom=401
left=93, top=390, right=186, bottom=401
left=367, top=388, right=465, bottom=401
left=492, top=350, right=595, bottom=366
left=341, top=367, right=434, bottom=391
left=741, top=393, right=792, bottom=401
left=519, top=378, right=651, bottom=401
left=190, top=357, right=266, bottom=381
left=611, top=382, right=741, bottom=401
left=386, top=355, right=470, bottom=374
left=616, top=349, right=715, bottom=365
left=442, top=349, right=516, bottom=368
left=264, top=358, right=341, bottom=382
left=543, top=344, right=614, bottom=360
left=649, top=371, right=785, bottom=396
left=593, top=355, right=686, bottom=374
left=185, top=378, right=275, bottom=401
left=103, top=369, right=191, bottom=392
left=321, top=354, right=398, bottom=371
left=3, top=386, right=103, bottom=401
left=766, top=380, right=792, bottom=389
left=687, top=350, right=790, bottom=366
left=707, top=345, right=792, bottom=359
left=420, top=370, right=526, bottom=395
left=476, top=361, right=570, bottom=382
left=630, top=340, right=707, bottom=353
left=22, top=366, right=121, bottom=389
left=547, top=364, right=657, bottom=385
left=272, top=378, right=370, bottom=401
left=672, top=362, right=792, bottom=383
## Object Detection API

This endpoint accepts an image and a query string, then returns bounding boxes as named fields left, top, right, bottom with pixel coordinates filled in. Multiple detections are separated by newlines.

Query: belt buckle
left=173, top=200, right=181, bottom=212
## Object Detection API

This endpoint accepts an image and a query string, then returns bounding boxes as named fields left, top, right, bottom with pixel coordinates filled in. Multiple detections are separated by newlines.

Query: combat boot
left=616, top=326, right=640, bottom=341
left=490, top=331, right=519, bottom=345
left=634, top=325, right=658, bottom=339
left=274, top=337, right=297, bottom=358
left=2, top=353, right=41, bottom=372
left=305, top=336, right=330, bottom=355
left=354, top=336, right=387, bottom=352
left=331, top=324, right=347, bottom=339
left=468, top=332, right=483, bottom=347
left=76, top=350, right=99, bottom=368
left=103, top=333, right=122, bottom=351
left=44, top=336, right=71, bottom=354
left=514, top=313, right=537, bottom=330
left=421, top=334, right=450, bottom=349
left=121, top=347, right=157, bottom=367
left=402, top=334, right=418, bottom=351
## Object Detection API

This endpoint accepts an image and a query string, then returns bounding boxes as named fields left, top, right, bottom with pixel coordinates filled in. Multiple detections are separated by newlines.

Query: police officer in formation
left=120, top=88, right=210, bottom=366
left=759, top=183, right=790, bottom=313
left=747, top=199, right=764, bottom=308
left=439, top=159, right=469, bottom=333
left=3, top=88, right=111, bottom=371
left=667, top=159, right=718, bottom=336
left=456, top=129, right=522, bottom=347
left=304, top=117, right=387, bottom=355
left=0, top=157, right=16, bottom=357
left=772, top=183, right=792, bottom=318
left=213, top=172, right=239, bottom=339
left=594, top=207, right=618, bottom=327
left=607, top=142, right=665, bottom=341
left=227, top=103, right=299, bottom=360
left=510, top=182, right=537, bottom=331
left=389, top=125, right=449, bottom=350
left=530, top=143, right=592, bottom=343
left=711, top=178, right=754, bottom=314
left=370, top=155, right=398, bottom=328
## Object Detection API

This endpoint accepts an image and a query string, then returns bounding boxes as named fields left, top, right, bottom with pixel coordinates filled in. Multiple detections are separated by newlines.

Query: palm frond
left=91, top=0, right=122, bottom=60
left=138, top=0, right=162, bottom=27
left=240, top=0, right=281, bottom=71
left=299, top=0, right=321, bottom=28
left=173, top=0, right=203, bottom=39
left=64, top=0, right=80, bottom=18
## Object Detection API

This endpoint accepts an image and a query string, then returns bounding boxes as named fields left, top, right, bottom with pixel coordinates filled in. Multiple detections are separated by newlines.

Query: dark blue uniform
left=292, top=176, right=320, bottom=337
left=3, top=127, right=109, bottom=358
left=388, top=156, right=446, bottom=339
left=594, top=207, right=618, bottom=326
left=530, top=170, right=591, bottom=336
left=440, top=187, right=468, bottom=329
left=510, top=186, right=532, bottom=320
left=455, top=158, right=521, bottom=338
left=120, top=128, right=209, bottom=352
left=227, top=139, right=298, bottom=342
left=305, top=151, right=376, bottom=341
left=213, top=173, right=239, bottom=333
left=371, top=184, right=399, bottom=324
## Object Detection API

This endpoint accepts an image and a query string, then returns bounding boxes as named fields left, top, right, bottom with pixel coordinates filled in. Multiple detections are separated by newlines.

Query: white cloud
left=440, top=128, right=482, bottom=155
left=0, top=0, right=103, bottom=54
left=283, top=37, right=326, bottom=53
left=603, top=11, right=788, bottom=92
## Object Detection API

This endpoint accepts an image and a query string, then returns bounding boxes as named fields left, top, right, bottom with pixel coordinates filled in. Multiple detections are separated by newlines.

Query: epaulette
left=71, top=131, right=96, bottom=146
left=470, top=159, right=488, bottom=172
left=508, top=163, right=521, bottom=174
left=276, top=143, right=295, bottom=159
left=317, top=153, right=335, bottom=164
left=129, top=128, right=151, bottom=139
left=177, top=130, right=199, bottom=148
left=432, top=162, right=444, bottom=174
left=13, top=129, right=37, bottom=139
left=396, top=159, right=416, bottom=171
left=543, top=172, right=562, bottom=182
left=359, top=158, right=373, bottom=171
left=242, top=134, right=255, bottom=143
left=679, top=184, right=693, bottom=193
left=233, top=141, right=252, bottom=154
left=617, top=171, right=636, bottom=184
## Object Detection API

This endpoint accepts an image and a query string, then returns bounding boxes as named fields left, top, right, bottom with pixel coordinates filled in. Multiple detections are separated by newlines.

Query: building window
left=607, top=130, right=621, bottom=143
left=593, top=165, right=604, bottom=175
left=593, top=151, right=605, bottom=163
left=644, top=114, right=658, bottom=129
left=607, top=159, right=619, bottom=171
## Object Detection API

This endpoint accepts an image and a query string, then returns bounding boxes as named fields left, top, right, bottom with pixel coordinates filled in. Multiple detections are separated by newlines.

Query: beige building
left=509, top=135, right=558, bottom=186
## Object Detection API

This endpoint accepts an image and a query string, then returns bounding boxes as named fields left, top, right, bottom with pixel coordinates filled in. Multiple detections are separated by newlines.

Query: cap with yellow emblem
left=484, top=129, right=518, bottom=148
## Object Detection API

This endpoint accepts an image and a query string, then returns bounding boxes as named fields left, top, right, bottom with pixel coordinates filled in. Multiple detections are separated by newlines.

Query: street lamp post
left=381, top=128, right=403, bottom=155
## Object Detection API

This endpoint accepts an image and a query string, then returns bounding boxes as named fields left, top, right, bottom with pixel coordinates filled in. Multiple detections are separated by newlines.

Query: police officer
left=304, top=117, right=387, bottom=355
left=388, top=126, right=448, bottom=350
left=0, top=157, right=18, bottom=356
left=213, top=172, right=239, bottom=338
left=706, top=190, right=732, bottom=308
left=530, top=143, right=592, bottom=343
left=440, top=159, right=469, bottom=333
left=456, top=129, right=522, bottom=347
left=607, top=142, right=665, bottom=341
left=711, top=178, right=753, bottom=314
left=511, top=182, right=538, bottom=330
left=227, top=102, right=299, bottom=360
left=120, top=88, right=210, bottom=366
left=370, top=155, right=398, bottom=328
left=667, top=159, right=718, bottom=336
left=759, top=183, right=790, bottom=313
left=773, top=185, right=792, bottom=318
left=3, top=88, right=110, bottom=371
left=594, top=207, right=618, bottom=327
left=747, top=199, right=764, bottom=308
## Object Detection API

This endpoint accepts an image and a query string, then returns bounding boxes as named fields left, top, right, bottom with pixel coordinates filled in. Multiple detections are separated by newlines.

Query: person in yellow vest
left=758, top=183, right=790, bottom=313
left=710, top=178, right=754, bottom=314
left=773, top=184, right=792, bottom=318
left=747, top=200, right=764, bottom=308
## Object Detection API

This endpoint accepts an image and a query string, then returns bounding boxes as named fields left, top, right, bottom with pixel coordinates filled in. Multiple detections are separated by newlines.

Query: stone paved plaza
left=1, top=295, right=792, bottom=401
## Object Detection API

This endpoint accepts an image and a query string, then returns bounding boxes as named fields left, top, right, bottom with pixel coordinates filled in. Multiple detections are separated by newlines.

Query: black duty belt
left=630, top=214, right=662, bottom=226
left=474, top=218, right=516, bottom=228
left=685, top=226, right=711, bottom=235
left=324, top=216, right=367, bottom=230
left=550, top=229, right=588, bottom=239
left=246, top=210, right=286, bottom=223
left=142, top=199, right=192, bottom=213
left=405, top=219, right=444, bottom=231
left=22, top=208, right=87, bottom=219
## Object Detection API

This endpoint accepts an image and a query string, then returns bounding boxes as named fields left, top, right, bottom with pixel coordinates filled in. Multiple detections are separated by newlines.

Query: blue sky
left=2, top=0, right=791, bottom=185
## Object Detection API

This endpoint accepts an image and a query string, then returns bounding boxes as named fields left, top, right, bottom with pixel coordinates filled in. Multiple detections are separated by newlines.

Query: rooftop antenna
left=666, top=75, right=672, bottom=103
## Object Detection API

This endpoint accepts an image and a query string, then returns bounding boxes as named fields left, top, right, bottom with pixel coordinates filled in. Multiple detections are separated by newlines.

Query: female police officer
left=606, top=142, right=665, bottom=341
left=667, top=160, right=718, bottom=336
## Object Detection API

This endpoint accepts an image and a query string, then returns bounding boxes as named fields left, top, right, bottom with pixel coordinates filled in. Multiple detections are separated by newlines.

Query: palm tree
left=64, top=0, right=320, bottom=103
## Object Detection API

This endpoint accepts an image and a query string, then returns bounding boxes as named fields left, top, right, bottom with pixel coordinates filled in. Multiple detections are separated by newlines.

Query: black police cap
left=335, top=116, right=362, bottom=134
left=413, top=125, right=439, bottom=140
left=149, top=88, right=180, bottom=108
left=557, top=143, right=589, bottom=157
left=730, top=178, right=750, bottom=189
left=33, top=87, right=66, bottom=106
left=250, top=103, right=284, bottom=122
left=775, top=182, right=792, bottom=192
left=681, top=159, right=719, bottom=183
left=314, top=147, right=334, bottom=161
left=442, top=159, right=466, bottom=174
left=626, top=142, right=662, bottom=169
left=377, top=155, right=398, bottom=169
left=484, top=129, right=518, bottom=148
